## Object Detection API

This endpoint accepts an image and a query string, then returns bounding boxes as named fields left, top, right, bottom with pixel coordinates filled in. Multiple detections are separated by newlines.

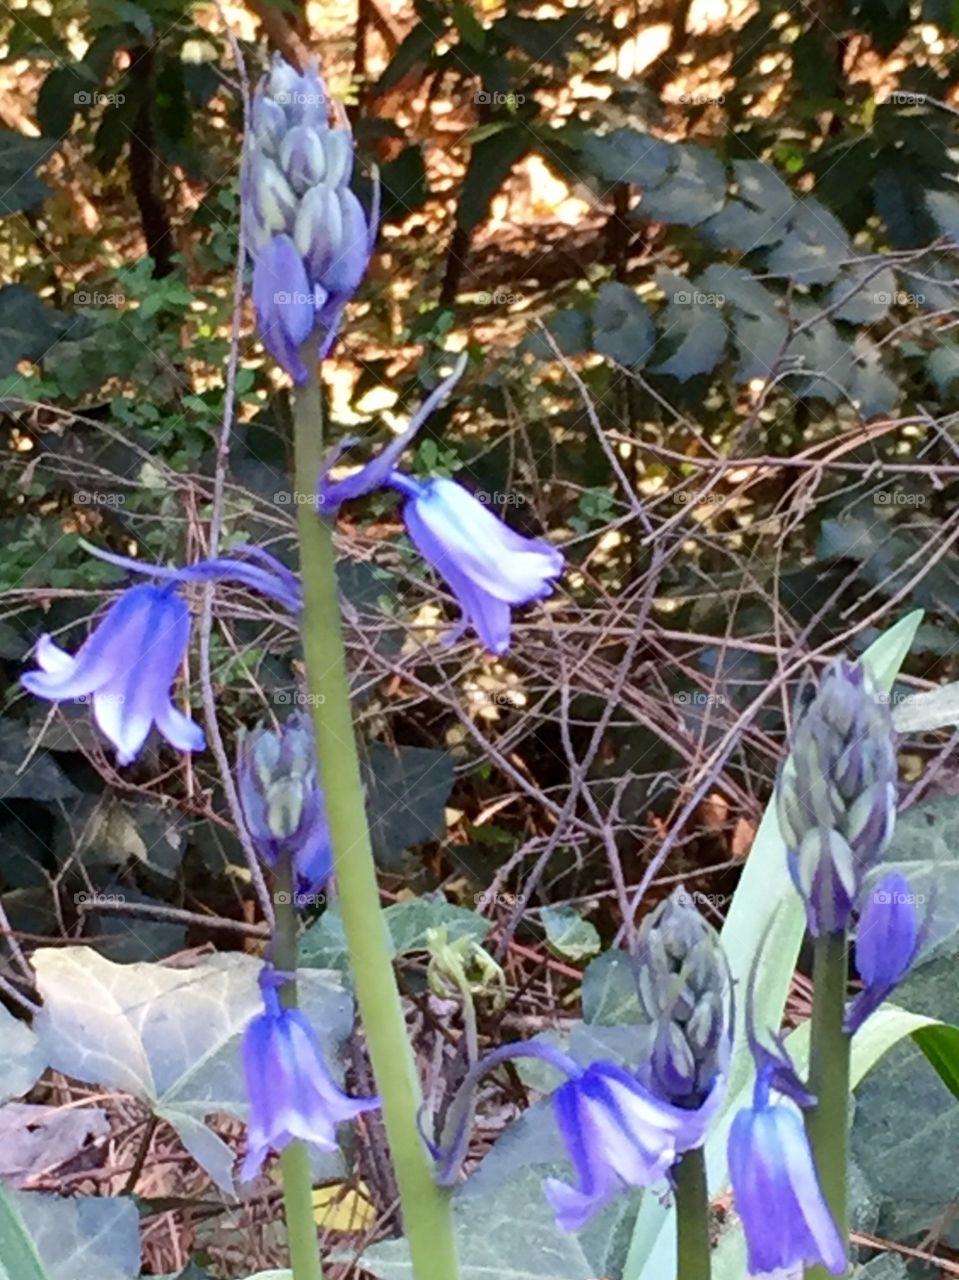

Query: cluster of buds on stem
left=236, top=711, right=331, bottom=896
left=634, top=887, right=731, bottom=1107
left=777, top=658, right=897, bottom=936
left=244, top=55, right=376, bottom=382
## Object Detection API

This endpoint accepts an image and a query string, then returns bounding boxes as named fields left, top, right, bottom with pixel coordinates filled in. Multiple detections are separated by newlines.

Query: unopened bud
left=777, top=659, right=896, bottom=936
left=635, top=888, right=731, bottom=1106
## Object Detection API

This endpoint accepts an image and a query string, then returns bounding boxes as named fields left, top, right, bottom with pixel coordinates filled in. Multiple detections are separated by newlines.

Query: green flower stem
left=675, top=1146, right=711, bottom=1280
left=292, top=371, right=460, bottom=1280
left=804, top=932, right=851, bottom=1280
left=273, top=857, right=324, bottom=1280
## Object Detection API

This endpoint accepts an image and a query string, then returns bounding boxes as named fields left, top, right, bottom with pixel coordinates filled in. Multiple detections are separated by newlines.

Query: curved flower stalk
left=237, top=713, right=332, bottom=897
left=319, top=357, right=564, bottom=654
left=845, top=870, right=923, bottom=1034
left=244, top=54, right=377, bottom=381
left=21, top=544, right=299, bottom=764
left=242, top=966, right=378, bottom=1181
left=777, top=657, right=897, bottom=937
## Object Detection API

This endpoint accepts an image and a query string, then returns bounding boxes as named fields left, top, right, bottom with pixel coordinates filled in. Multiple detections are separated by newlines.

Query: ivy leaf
left=927, top=345, right=959, bottom=395
left=765, top=198, right=852, bottom=285
left=0, top=132, right=54, bottom=215
left=363, top=743, right=454, bottom=869
left=1, top=1188, right=139, bottom=1280
left=592, top=282, right=655, bottom=366
left=581, top=949, right=643, bottom=1025
left=31, top=948, right=354, bottom=1192
left=926, top=187, right=959, bottom=241
left=577, top=128, right=672, bottom=188
left=540, top=905, right=601, bottom=962
left=829, top=262, right=897, bottom=324
left=639, top=143, right=726, bottom=227
left=702, top=159, right=794, bottom=250
left=652, top=269, right=727, bottom=381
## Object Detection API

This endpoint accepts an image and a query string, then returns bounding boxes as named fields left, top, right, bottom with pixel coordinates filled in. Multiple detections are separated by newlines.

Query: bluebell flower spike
left=22, top=585, right=204, bottom=766
left=728, top=1066, right=846, bottom=1277
left=845, top=870, right=922, bottom=1034
left=241, top=973, right=378, bottom=1181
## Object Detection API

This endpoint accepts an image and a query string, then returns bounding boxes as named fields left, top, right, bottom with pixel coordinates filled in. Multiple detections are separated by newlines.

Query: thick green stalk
left=675, top=1147, right=711, bottom=1280
left=292, top=373, right=460, bottom=1280
left=273, top=858, right=324, bottom=1280
left=804, top=932, right=851, bottom=1280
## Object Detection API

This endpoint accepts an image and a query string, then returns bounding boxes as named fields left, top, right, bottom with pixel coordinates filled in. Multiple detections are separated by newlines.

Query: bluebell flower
left=237, top=713, right=332, bottom=897
left=545, top=1060, right=722, bottom=1233
left=728, top=1067, right=845, bottom=1277
left=23, top=585, right=203, bottom=765
left=244, top=54, right=376, bottom=380
left=241, top=974, right=378, bottom=1181
left=22, top=543, right=301, bottom=764
left=845, top=871, right=922, bottom=1034
left=319, top=358, right=564, bottom=654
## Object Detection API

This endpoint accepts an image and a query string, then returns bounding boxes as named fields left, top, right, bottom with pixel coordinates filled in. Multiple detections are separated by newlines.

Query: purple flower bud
left=777, top=658, right=897, bottom=936
left=241, top=978, right=377, bottom=1181
left=252, top=234, right=315, bottom=385
left=545, top=1060, right=722, bottom=1233
left=845, top=871, right=921, bottom=1033
left=243, top=54, right=375, bottom=376
left=237, top=713, right=332, bottom=897
left=22, top=585, right=204, bottom=766
left=728, top=1070, right=846, bottom=1277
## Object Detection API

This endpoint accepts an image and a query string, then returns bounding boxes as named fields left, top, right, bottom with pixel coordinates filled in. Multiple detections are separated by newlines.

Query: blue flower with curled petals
left=23, top=585, right=203, bottom=766
left=241, top=970, right=378, bottom=1181
left=728, top=1067, right=846, bottom=1277
left=845, top=870, right=922, bottom=1034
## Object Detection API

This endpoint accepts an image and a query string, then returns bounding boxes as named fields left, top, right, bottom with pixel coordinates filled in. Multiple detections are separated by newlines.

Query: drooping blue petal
left=252, top=234, right=314, bottom=384
left=318, top=355, right=468, bottom=511
left=22, top=585, right=204, bottom=765
left=728, top=1086, right=846, bottom=1276
left=240, top=993, right=378, bottom=1182
left=405, top=478, right=565, bottom=605
left=543, top=1060, right=720, bottom=1233
left=845, top=871, right=921, bottom=1033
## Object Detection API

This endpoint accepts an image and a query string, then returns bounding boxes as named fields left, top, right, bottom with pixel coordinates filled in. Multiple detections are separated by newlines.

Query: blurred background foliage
left=3, top=0, right=959, bottom=1274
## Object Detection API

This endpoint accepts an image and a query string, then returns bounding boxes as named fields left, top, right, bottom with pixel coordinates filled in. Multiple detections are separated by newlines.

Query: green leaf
left=539, top=905, right=601, bottom=962
left=652, top=269, right=727, bottom=381
left=385, top=893, right=491, bottom=954
left=0, top=287, right=60, bottom=377
left=927, top=344, right=959, bottom=395
left=926, top=187, right=959, bottom=240
left=2, top=1188, right=139, bottom=1280
left=456, top=127, right=529, bottom=232
left=765, top=198, right=852, bottom=285
left=363, top=743, right=455, bottom=869
left=828, top=262, right=897, bottom=324
left=376, top=21, right=438, bottom=92
left=0, top=132, right=54, bottom=215
left=592, top=282, right=655, bottom=366
left=701, top=159, right=794, bottom=250
left=639, top=143, right=726, bottom=227
left=523, top=308, right=591, bottom=359
left=577, top=128, right=672, bottom=188
left=581, top=949, right=643, bottom=1025
left=0, top=1186, right=48, bottom=1280
left=913, top=1022, right=959, bottom=1099
left=0, top=1006, right=46, bottom=1105
left=31, top=948, right=354, bottom=1192
left=892, top=679, right=959, bottom=732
